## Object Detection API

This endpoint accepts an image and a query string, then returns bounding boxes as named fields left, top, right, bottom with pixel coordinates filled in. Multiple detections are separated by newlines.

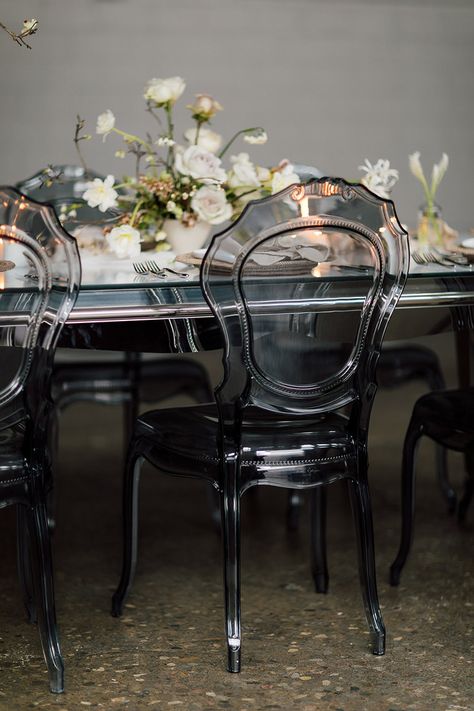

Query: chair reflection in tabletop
left=112, top=177, right=409, bottom=672
left=0, top=187, right=81, bottom=693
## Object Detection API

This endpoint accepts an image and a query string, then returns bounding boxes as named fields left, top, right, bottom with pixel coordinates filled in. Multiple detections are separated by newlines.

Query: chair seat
left=0, top=427, right=27, bottom=484
left=413, top=387, right=474, bottom=451
left=136, top=404, right=356, bottom=486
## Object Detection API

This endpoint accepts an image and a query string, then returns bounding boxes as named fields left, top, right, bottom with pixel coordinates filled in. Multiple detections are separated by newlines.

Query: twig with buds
left=0, top=18, right=38, bottom=49
left=74, top=115, right=92, bottom=175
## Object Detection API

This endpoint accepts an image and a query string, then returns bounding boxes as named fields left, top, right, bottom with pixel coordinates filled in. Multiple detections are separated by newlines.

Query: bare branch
left=0, top=18, right=38, bottom=50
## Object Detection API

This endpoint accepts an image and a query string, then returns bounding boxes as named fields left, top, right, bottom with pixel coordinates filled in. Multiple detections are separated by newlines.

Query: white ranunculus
left=191, top=186, right=233, bottom=225
left=144, top=76, right=186, bottom=105
left=271, top=163, right=300, bottom=194
left=96, top=110, right=115, bottom=141
left=409, top=152, right=426, bottom=183
left=228, top=153, right=261, bottom=189
left=184, top=127, right=222, bottom=154
left=175, top=145, right=227, bottom=183
left=83, top=175, right=118, bottom=212
left=106, top=224, right=141, bottom=259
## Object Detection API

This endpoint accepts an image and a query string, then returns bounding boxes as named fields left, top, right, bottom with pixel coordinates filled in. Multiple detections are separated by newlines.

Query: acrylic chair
left=16, top=166, right=213, bottom=452
left=390, top=386, right=474, bottom=586
left=111, top=177, right=409, bottom=671
left=0, top=186, right=81, bottom=692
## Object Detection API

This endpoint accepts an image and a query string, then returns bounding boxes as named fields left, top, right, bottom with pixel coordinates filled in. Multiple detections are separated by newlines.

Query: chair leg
left=26, top=500, right=64, bottom=694
left=221, top=469, right=241, bottom=673
left=16, top=505, right=36, bottom=623
left=458, top=450, right=474, bottom=523
left=390, top=423, right=422, bottom=587
left=348, top=476, right=385, bottom=655
left=435, top=444, right=456, bottom=514
left=310, top=487, right=328, bottom=593
left=112, top=453, right=143, bottom=617
left=207, top=484, right=221, bottom=533
left=286, top=489, right=304, bottom=532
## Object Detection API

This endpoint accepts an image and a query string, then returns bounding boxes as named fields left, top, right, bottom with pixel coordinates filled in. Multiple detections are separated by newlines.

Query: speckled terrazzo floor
left=0, top=338, right=472, bottom=711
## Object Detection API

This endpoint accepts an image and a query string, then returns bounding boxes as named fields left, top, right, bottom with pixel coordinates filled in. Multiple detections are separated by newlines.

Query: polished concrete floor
left=0, top=337, right=472, bottom=710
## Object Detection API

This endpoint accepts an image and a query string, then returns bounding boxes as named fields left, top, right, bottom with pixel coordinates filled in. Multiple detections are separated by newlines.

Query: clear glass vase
left=417, top=202, right=443, bottom=246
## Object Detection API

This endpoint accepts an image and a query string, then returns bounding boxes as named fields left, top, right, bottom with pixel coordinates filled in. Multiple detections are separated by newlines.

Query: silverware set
left=411, top=248, right=469, bottom=267
left=133, top=260, right=190, bottom=279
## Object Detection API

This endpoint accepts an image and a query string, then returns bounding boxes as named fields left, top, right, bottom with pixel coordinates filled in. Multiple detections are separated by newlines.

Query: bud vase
left=163, top=219, right=212, bottom=255
left=417, top=202, right=443, bottom=247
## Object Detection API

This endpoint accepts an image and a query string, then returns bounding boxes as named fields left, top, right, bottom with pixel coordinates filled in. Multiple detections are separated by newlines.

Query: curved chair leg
left=286, top=489, right=304, bottom=532
left=112, top=453, right=144, bottom=617
left=348, top=476, right=385, bottom=655
left=458, top=450, right=474, bottom=523
left=310, top=487, right=328, bottom=593
left=207, top=485, right=221, bottom=533
left=16, top=505, right=36, bottom=623
left=221, top=465, right=241, bottom=673
left=390, top=423, right=422, bottom=587
left=26, top=499, right=64, bottom=694
left=435, top=444, right=456, bottom=514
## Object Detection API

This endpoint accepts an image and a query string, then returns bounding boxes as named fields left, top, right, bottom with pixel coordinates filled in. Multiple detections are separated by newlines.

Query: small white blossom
left=191, top=185, right=232, bottom=225
left=144, top=76, right=186, bottom=105
left=409, top=152, right=425, bottom=184
left=175, top=145, right=227, bottom=183
left=155, top=230, right=167, bottom=242
left=96, top=110, right=116, bottom=141
left=244, top=130, right=268, bottom=145
left=22, top=18, right=38, bottom=34
left=83, top=175, right=118, bottom=212
left=184, top=127, right=222, bottom=154
left=156, top=136, right=176, bottom=147
left=431, top=153, right=449, bottom=196
left=358, top=158, right=399, bottom=199
left=106, top=224, right=141, bottom=259
left=115, top=150, right=126, bottom=159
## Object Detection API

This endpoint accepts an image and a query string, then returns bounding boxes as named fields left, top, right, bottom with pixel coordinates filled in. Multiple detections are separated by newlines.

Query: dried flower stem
left=73, top=115, right=91, bottom=176
left=0, top=19, right=38, bottom=49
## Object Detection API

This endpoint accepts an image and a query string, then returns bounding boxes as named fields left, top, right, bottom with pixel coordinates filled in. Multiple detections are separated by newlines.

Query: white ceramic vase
left=163, top=219, right=211, bottom=256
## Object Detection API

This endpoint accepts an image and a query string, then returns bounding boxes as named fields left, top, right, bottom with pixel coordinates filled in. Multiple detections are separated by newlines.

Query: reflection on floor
left=0, top=336, right=472, bottom=710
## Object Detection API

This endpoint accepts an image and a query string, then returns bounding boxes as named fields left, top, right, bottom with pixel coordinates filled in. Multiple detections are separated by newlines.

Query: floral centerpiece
left=408, top=152, right=449, bottom=245
left=76, top=76, right=299, bottom=258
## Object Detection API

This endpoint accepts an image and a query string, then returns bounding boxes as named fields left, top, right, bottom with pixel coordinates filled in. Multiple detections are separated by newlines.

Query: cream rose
left=106, top=224, right=141, bottom=259
left=187, top=94, right=223, bottom=120
left=144, top=76, right=186, bottom=105
left=184, top=127, right=222, bottom=154
left=271, top=163, right=300, bottom=194
left=175, top=145, right=227, bottom=183
left=228, top=153, right=261, bottom=190
left=191, top=186, right=232, bottom=225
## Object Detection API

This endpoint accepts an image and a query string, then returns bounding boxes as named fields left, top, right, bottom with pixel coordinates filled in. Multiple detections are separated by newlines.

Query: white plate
left=460, top=236, right=474, bottom=249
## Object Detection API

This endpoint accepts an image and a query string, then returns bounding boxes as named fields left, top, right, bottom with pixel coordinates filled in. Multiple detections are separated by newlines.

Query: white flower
left=244, top=130, right=268, bottom=145
left=358, top=158, right=399, bottom=199
left=187, top=94, right=223, bottom=120
left=144, top=76, right=186, bottom=105
left=271, top=163, right=300, bottom=194
left=155, top=230, right=167, bottom=242
left=191, top=186, right=233, bottom=225
left=96, top=110, right=116, bottom=141
left=115, top=150, right=126, bottom=159
left=83, top=175, right=118, bottom=212
left=106, top=224, right=141, bottom=259
left=431, top=153, right=449, bottom=196
left=156, top=136, right=176, bottom=147
left=228, top=153, right=261, bottom=190
left=22, top=18, right=38, bottom=34
left=184, top=127, right=222, bottom=154
left=256, top=166, right=271, bottom=182
left=175, top=145, right=227, bottom=183
left=409, top=152, right=426, bottom=183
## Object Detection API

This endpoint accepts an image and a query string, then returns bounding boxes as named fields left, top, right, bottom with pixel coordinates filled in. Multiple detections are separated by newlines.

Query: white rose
left=82, top=175, right=118, bottom=212
left=271, top=163, right=300, bottom=194
left=184, top=127, right=222, bottom=154
left=175, top=145, right=227, bottom=183
left=144, top=76, right=185, bottom=105
left=228, top=153, right=261, bottom=189
left=96, top=110, right=115, bottom=141
left=191, top=186, right=233, bottom=225
left=106, top=224, right=141, bottom=259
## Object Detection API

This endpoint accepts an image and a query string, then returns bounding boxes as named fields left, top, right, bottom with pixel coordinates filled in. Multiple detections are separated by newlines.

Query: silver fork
left=412, top=250, right=453, bottom=267
left=144, top=260, right=190, bottom=279
left=133, top=262, right=165, bottom=278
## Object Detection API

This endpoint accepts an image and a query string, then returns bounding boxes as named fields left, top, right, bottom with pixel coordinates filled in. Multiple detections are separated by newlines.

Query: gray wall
left=1, top=0, right=473, bottom=230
